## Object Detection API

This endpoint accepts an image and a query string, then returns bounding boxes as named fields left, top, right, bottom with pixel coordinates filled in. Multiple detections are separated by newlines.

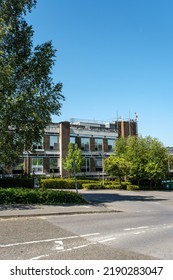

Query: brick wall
left=103, top=138, right=108, bottom=152
left=60, top=121, right=70, bottom=177
left=44, top=135, right=50, bottom=150
left=44, top=157, right=49, bottom=174
left=90, top=137, right=95, bottom=151
left=118, top=121, right=137, bottom=138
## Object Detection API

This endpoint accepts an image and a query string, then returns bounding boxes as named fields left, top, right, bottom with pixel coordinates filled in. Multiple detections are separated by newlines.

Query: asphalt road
left=0, top=190, right=173, bottom=259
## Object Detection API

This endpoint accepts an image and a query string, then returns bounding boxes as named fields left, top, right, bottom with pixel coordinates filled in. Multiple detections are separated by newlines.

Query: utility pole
left=73, top=161, right=78, bottom=194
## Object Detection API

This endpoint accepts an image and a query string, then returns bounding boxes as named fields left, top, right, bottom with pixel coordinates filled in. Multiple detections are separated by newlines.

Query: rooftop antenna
left=134, top=112, right=138, bottom=121
left=129, top=111, right=131, bottom=136
left=134, top=112, right=138, bottom=135
left=116, top=112, right=119, bottom=135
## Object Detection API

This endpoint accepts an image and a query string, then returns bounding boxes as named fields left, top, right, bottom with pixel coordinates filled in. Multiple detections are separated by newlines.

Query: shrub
left=105, top=184, right=127, bottom=190
left=82, top=182, right=129, bottom=190
left=126, top=185, right=140, bottom=191
left=0, top=188, right=87, bottom=204
left=39, top=178, right=99, bottom=189
left=82, top=183, right=107, bottom=190
left=0, top=178, right=33, bottom=188
left=39, top=178, right=80, bottom=189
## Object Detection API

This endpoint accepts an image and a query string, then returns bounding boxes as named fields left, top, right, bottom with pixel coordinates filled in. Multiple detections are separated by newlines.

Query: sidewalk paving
left=0, top=203, right=121, bottom=218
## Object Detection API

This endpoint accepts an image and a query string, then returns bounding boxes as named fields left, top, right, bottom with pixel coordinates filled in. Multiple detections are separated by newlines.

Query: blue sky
left=27, top=0, right=173, bottom=146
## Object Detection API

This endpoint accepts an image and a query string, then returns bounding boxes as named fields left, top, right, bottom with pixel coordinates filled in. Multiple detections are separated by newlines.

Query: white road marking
left=30, top=254, right=50, bottom=260
left=0, top=233, right=100, bottom=248
left=98, top=237, right=117, bottom=243
left=60, top=242, right=96, bottom=253
left=53, top=237, right=117, bottom=254
left=26, top=223, right=173, bottom=260
left=134, top=231, right=146, bottom=235
left=124, top=226, right=149, bottom=231
left=55, top=240, right=64, bottom=250
left=73, top=244, right=91, bottom=249
left=80, top=233, right=99, bottom=238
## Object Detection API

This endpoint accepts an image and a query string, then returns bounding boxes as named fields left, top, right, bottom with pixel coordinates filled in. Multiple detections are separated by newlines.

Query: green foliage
left=0, top=0, right=64, bottom=166
left=113, top=136, right=169, bottom=186
left=126, top=185, right=140, bottom=191
left=0, top=178, right=33, bottom=188
left=39, top=178, right=98, bottom=189
left=39, top=178, right=135, bottom=190
left=82, top=183, right=105, bottom=190
left=38, top=177, right=164, bottom=191
left=0, top=188, right=87, bottom=204
left=40, top=178, right=79, bottom=189
left=63, top=143, right=84, bottom=177
left=82, top=182, right=129, bottom=190
left=104, top=155, right=131, bottom=184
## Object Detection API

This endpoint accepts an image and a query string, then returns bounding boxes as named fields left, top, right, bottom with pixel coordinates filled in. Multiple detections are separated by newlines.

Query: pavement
left=0, top=189, right=125, bottom=218
left=0, top=202, right=121, bottom=219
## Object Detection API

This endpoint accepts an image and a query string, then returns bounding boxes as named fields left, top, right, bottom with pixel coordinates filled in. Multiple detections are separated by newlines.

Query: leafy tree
left=114, top=136, right=169, bottom=186
left=0, top=0, right=64, bottom=166
left=63, top=143, right=84, bottom=193
left=63, top=143, right=84, bottom=177
left=144, top=137, right=169, bottom=185
left=104, top=155, right=131, bottom=184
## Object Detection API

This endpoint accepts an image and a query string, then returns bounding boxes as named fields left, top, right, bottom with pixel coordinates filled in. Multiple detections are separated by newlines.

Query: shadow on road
left=0, top=191, right=169, bottom=212
left=82, top=192, right=168, bottom=204
left=0, top=204, right=41, bottom=211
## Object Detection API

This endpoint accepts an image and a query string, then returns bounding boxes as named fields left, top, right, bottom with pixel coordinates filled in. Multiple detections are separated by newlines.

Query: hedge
left=126, top=185, right=140, bottom=191
left=0, top=188, right=87, bottom=204
left=0, top=178, right=33, bottom=188
left=82, top=183, right=139, bottom=190
left=39, top=178, right=99, bottom=189
left=39, top=178, right=141, bottom=191
left=82, top=183, right=105, bottom=190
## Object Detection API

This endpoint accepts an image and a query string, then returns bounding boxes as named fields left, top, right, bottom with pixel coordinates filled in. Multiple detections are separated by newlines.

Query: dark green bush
left=126, top=185, right=140, bottom=191
left=82, top=183, right=106, bottom=190
left=0, top=178, right=33, bottom=188
left=0, top=188, right=87, bottom=204
left=105, top=184, right=126, bottom=190
left=39, top=178, right=80, bottom=189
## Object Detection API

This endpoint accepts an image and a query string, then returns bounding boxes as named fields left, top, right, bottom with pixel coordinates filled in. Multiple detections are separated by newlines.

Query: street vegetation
left=104, top=136, right=170, bottom=188
left=0, top=1, right=172, bottom=204
left=0, top=0, right=64, bottom=166
left=0, top=188, right=87, bottom=205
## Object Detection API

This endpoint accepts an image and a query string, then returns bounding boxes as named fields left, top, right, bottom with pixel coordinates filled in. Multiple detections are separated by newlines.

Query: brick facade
left=4, top=119, right=138, bottom=178
left=60, top=121, right=70, bottom=177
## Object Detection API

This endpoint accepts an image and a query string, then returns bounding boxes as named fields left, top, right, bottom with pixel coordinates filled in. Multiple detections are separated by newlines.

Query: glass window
left=81, top=157, right=90, bottom=172
left=95, top=138, right=103, bottom=151
left=33, top=138, right=43, bottom=150
left=95, top=157, right=103, bottom=171
left=81, top=138, right=89, bottom=151
left=70, top=136, right=76, bottom=144
left=50, top=158, right=58, bottom=168
left=32, top=158, right=43, bottom=174
left=108, top=139, right=115, bottom=152
left=50, top=135, right=59, bottom=150
left=50, top=158, right=59, bottom=173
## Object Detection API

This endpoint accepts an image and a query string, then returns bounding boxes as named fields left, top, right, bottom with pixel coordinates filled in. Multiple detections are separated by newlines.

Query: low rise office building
left=1, top=118, right=138, bottom=178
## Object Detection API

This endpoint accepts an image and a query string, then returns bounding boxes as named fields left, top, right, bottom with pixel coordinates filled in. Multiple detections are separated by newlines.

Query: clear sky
left=27, top=0, right=173, bottom=147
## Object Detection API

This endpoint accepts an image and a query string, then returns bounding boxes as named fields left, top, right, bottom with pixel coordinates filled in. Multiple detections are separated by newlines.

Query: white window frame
left=32, top=158, right=43, bottom=174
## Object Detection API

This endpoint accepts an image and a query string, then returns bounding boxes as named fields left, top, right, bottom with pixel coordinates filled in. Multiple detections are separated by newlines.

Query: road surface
left=0, top=190, right=173, bottom=259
